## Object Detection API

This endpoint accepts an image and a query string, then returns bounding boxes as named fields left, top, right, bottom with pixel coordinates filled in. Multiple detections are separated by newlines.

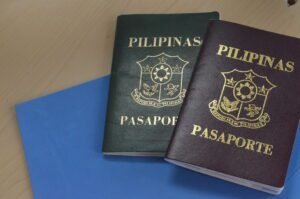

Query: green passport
left=103, top=12, right=219, bottom=156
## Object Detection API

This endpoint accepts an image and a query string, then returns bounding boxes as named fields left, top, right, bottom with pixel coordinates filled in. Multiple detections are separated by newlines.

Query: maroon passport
left=165, top=20, right=300, bottom=195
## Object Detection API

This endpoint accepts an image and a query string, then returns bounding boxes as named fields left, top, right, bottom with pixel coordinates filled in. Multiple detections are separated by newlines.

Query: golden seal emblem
left=131, top=52, right=189, bottom=108
left=209, top=69, right=276, bottom=129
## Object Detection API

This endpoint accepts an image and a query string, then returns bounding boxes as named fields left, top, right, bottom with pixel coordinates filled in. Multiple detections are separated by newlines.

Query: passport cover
left=15, top=75, right=300, bottom=199
left=166, top=21, right=300, bottom=193
left=103, top=12, right=219, bottom=156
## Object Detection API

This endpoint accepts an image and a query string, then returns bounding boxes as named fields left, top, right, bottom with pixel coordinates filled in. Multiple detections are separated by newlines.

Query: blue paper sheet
left=16, top=75, right=299, bottom=199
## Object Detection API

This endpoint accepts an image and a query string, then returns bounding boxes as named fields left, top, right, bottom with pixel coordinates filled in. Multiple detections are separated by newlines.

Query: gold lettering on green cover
left=209, top=69, right=276, bottom=129
left=128, top=36, right=202, bottom=48
left=119, top=115, right=178, bottom=126
left=131, top=52, right=189, bottom=108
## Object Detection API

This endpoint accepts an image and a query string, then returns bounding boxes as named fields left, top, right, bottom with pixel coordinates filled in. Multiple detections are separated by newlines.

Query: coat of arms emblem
left=131, top=52, right=189, bottom=108
left=209, top=69, right=276, bottom=129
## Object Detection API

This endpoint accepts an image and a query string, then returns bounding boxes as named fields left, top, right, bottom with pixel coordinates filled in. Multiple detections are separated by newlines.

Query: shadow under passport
left=103, top=155, right=164, bottom=164
left=103, top=155, right=270, bottom=199
left=101, top=127, right=300, bottom=199
left=168, top=127, right=300, bottom=199
left=169, top=166, right=270, bottom=199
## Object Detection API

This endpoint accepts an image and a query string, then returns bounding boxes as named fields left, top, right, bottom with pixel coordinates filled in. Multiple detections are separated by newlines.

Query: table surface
left=0, top=0, right=299, bottom=198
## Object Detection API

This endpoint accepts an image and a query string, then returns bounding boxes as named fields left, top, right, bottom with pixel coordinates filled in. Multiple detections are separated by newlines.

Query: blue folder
left=16, top=75, right=299, bottom=199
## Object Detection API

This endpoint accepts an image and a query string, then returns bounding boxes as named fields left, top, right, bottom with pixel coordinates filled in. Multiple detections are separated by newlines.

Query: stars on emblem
left=245, top=73, right=255, bottom=81
left=258, top=85, right=268, bottom=95
left=209, top=70, right=277, bottom=129
left=172, top=65, right=182, bottom=73
left=143, top=65, right=151, bottom=73
left=132, top=53, right=188, bottom=108
left=226, top=77, right=236, bottom=86
left=158, top=56, right=167, bottom=63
